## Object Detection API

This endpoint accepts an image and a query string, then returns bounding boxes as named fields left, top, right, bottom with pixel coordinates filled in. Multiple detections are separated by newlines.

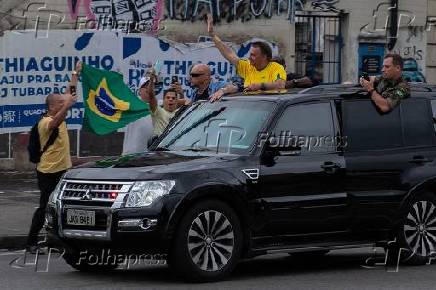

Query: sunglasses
left=190, top=73, right=204, bottom=77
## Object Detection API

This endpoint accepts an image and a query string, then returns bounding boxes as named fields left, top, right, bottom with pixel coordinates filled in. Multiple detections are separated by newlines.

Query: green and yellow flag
left=81, top=64, right=149, bottom=135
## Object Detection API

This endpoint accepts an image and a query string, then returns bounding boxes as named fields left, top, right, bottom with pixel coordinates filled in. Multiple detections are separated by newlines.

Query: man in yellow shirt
left=26, top=77, right=77, bottom=253
left=206, top=14, right=286, bottom=101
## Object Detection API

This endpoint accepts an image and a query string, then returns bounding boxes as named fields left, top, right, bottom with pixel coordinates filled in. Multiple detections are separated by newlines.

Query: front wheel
left=396, top=192, right=436, bottom=265
left=169, top=200, right=243, bottom=282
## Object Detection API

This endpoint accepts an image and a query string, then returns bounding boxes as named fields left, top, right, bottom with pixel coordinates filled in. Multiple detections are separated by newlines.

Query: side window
left=272, top=102, right=336, bottom=154
left=429, top=100, right=436, bottom=133
left=343, top=100, right=402, bottom=151
left=402, top=99, right=436, bottom=147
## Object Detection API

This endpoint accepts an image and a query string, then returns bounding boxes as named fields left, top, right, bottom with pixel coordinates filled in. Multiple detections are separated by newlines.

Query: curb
left=0, top=234, right=44, bottom=250
left=0, top=171, right=36, bottom=180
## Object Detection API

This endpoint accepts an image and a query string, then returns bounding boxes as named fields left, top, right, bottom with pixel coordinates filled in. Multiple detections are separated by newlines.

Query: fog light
left=118, top=219, right=142, bottom=229
left=141, top=218, right=158, bottom=230
left=117, top=218, right=158, bottom=231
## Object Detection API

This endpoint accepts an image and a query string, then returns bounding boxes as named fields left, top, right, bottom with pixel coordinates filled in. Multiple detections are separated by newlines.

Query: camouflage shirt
left=373, top=76, right=410, bottom=110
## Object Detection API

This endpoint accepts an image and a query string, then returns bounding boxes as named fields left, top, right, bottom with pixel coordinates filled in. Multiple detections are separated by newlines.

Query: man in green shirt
left=360, top=53, right=410, bottom=112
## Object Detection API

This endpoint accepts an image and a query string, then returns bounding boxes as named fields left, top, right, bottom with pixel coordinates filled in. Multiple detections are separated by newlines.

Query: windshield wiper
left=154, top=146, right=171, bottom=151
left=181, top=147, right=214, bottom=152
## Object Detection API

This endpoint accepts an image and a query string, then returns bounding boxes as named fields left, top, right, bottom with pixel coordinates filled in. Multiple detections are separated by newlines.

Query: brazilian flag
left=81, top=64, right=150, bottom=135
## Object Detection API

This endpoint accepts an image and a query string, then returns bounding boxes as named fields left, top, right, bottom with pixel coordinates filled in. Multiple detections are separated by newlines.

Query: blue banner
left=0, top=103, right=84, bottom=129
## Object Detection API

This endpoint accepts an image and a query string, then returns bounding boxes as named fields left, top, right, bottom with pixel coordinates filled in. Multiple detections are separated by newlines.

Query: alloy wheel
left=403, top=200, right=436, bottom=257
left=187, top=210, right=235, bottom=272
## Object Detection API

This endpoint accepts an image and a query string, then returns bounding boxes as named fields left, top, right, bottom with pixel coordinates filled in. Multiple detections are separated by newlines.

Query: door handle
left=321, top=161, right=341, bottom=173
left=409, top=156, right=432, bottom=164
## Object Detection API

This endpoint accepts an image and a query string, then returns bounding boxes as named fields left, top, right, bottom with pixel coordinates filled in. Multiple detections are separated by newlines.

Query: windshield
left=155, top=100, right=276, bottom=154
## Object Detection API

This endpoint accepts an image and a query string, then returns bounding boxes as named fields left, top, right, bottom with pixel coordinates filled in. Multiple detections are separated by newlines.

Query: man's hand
left=170, top=82, right=184, bottom=98
left=244, top=83, right=262, bottom=92
left=75, top=61, right=82, bottom=74
left=65, top=93, right=78, bottom=107
left=207, top=13, right=239, bottom=65
left=360, top=77, right=374, bottom=93
left=207, top=13, right=215, bottom=37
left=209, top=89, right=225, bottom=102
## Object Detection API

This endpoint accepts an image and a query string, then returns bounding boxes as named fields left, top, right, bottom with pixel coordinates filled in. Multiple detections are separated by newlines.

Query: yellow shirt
left=237, top=60, right=287, bottom=86
left=37, top=116, right=72, bottom=173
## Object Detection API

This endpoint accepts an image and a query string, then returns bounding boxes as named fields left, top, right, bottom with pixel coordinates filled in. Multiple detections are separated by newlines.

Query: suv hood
left=78, top=151, right=207, bottom=168
left=65, top=151, right=242, bottom=180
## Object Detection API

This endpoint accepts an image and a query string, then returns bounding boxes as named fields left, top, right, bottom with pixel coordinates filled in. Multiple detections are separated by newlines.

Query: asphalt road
left=1, top=248, right=435, bottom=290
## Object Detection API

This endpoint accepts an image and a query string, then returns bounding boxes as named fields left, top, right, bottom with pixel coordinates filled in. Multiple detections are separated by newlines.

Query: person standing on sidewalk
left=26, top=64, right=79, bottom=253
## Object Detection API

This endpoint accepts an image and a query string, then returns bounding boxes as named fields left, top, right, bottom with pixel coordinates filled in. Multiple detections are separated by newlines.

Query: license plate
left=66, top=209, right=95, bottom=226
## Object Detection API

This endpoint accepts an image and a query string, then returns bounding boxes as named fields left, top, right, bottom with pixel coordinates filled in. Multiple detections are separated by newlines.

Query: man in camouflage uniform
left=360, top=53, right=410, bottom=112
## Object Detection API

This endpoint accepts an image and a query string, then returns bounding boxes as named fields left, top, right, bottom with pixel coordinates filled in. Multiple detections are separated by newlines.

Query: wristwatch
left=72, top=70, right=78, bottom=75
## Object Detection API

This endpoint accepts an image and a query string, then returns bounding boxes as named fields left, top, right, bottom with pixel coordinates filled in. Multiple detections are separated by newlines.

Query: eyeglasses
left=190, top=73, right=204, bottom=77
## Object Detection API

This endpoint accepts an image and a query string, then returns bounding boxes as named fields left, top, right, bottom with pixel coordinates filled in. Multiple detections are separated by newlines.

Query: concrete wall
left=1, top=0, right=434, bottom=170
left=427, top=0, right=436, bottom=84
left=325, top=0, right=429, bottom=83
left=2, top=0, right=431, bottom=83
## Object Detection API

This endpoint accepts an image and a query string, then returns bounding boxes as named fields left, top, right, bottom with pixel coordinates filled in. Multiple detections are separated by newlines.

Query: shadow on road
left=61, top=250, right=397, bottom=283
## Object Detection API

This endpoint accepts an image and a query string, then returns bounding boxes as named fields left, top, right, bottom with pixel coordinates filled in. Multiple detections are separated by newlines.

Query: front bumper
left=46, top=193, right=182, bottom=255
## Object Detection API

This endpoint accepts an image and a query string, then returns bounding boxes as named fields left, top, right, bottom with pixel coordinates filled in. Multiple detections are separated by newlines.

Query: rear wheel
left=396, top=192, right=436, bottom=265
left=169, top=200, right=243, bottom=282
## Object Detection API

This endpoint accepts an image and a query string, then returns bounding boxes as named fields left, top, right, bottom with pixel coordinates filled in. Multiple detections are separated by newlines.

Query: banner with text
left=0, top=30, right=277, bottom=133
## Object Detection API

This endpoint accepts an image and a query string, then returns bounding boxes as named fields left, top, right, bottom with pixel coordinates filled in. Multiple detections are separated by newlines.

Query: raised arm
left=360, top=77, right=391, bottom=112
left=48, top=62, right=79, bottom=129
left=140, top=76, right=158, bottom=113
left=48, top=94, right=76, bottom=130
left=67, top=61, right=81, bottom=94
left=210, top=84, right=239, bottom=102
left=207, top=14, right=239, bottom=66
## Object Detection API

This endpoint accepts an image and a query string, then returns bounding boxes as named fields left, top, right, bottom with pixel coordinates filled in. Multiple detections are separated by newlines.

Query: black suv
left=47, top=84, right=436, bottom=281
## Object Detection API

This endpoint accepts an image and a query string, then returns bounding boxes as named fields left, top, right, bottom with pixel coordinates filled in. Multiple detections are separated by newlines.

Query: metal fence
left=0, top=130, right=124, bottom=159
left=295, top=13, right=343, bottom=84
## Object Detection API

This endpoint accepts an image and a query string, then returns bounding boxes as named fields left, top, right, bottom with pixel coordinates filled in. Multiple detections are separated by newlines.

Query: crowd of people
left=25, top=15, right=411, bottom=254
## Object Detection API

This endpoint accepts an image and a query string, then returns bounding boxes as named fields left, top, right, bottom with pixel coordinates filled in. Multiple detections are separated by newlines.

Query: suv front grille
left=61, top=180, right=133, bottom=206
left=58, top=179, right=134, bottom=240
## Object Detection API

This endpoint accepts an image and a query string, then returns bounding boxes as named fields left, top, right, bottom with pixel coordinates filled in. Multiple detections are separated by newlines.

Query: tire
left=168, top=200, right=243, bottom=282
left=396, top=192, right=436, bottom=265
left=63, top=250, right=119, bottom=272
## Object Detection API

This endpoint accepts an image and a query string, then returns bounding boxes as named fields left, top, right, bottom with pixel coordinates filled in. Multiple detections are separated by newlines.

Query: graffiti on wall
left=310, top=0, right=341, bottom=13
left=166, top=0, right=306, bottom=22
left=392, top=27, right=426, bottom=82
left=65, top=0, right=345, bottom=28
left=359, top=2, right=415, bottom=37
left=67, top=0, right=164, bottom=33
left=166, top=0, right=344, bottom=23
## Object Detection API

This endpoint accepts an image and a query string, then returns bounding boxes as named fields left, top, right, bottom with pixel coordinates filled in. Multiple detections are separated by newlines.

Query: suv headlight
left=49, top=179, right=66, bottom=204
left=125, top=180, right=175, bottom=208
